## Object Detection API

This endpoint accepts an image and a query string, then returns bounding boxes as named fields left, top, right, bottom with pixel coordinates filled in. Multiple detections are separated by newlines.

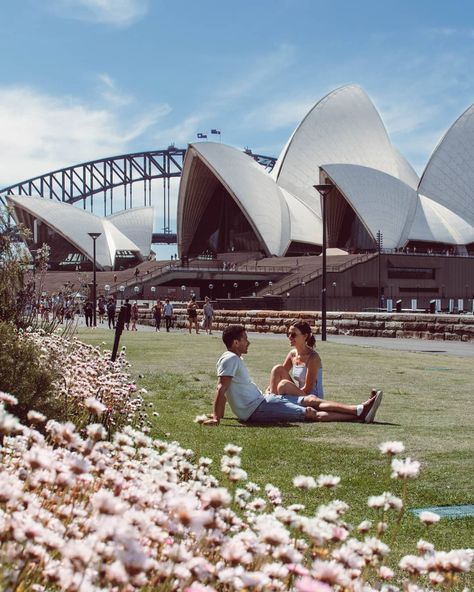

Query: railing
left=262, top=254, right=376, bottom=295
left=108, top=260, right=293, bottom=295
left=380, top=248, right=474, bottom=258
left=238, top=263, right=296, bottom=273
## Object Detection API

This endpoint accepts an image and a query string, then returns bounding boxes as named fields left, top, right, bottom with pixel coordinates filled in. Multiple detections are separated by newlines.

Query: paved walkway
left=250, top=332, right=474, bottom=357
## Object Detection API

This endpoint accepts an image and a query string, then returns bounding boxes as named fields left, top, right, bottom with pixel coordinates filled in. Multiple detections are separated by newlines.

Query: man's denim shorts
left=246, top=394, right=306, bottom=423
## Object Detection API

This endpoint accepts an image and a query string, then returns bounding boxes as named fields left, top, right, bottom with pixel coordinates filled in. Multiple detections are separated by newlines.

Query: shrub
left=0, top=323, right=144, bottom=434
left=0, top=321, right=63, bottom=424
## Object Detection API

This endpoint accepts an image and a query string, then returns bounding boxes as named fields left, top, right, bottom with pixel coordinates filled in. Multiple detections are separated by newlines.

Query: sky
left=1, top=0, right=474, bottom=258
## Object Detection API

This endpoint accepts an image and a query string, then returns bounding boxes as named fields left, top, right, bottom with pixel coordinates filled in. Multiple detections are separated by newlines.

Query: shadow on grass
left=218, top=417, right=298, bottom=429
left=218, top=418, right=401, bottom=428
left=373, top=420, right=401, bottom=426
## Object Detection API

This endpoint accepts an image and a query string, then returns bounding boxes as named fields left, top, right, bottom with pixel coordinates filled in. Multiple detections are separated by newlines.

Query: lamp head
left=88, top=232, right=102, bottom=240
left=313, top=184, right=333, bottom=197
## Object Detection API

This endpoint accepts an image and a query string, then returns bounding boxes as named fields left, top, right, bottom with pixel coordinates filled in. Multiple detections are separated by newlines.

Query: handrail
left=261, top=253, right=377, bottom=295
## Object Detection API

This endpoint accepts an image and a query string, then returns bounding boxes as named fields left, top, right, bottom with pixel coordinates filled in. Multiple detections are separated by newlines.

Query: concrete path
left=250, top=331, right=474, bottom=357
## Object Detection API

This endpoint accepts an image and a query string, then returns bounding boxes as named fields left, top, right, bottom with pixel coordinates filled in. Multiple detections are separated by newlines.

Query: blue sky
left=1, top=0, right=473, bottom=255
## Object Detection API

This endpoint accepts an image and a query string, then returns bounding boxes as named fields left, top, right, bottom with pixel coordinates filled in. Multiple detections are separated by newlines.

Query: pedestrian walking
left=163, top=298, right=173, bottom=332
left=152, top=300, right=162, bottom=331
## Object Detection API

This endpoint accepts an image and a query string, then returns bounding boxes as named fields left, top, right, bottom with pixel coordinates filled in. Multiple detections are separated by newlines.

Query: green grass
left=78, top=328, right=474, bottom=568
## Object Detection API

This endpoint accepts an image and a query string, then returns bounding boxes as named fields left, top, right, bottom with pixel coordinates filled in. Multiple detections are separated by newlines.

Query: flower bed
left=0, top=393, right=471, bottom=591
left=13, top=329, right=145, bottom=434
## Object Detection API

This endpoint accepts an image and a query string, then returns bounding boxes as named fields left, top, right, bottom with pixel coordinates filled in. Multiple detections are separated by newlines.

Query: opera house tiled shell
left=7, top=195, right=153, bottom=270
left=178, top=84, right=474, bottom=257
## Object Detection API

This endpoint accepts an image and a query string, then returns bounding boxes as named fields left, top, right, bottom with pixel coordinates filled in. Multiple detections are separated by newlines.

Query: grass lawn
left=78, top=327, right=474, bottom=572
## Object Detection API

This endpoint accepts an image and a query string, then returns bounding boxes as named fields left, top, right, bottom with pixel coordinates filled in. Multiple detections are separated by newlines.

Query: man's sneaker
left=360, top=390, right=383, bottom=423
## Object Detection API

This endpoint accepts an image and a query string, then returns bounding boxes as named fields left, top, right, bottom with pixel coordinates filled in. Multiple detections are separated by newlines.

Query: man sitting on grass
left=204, top=324, right=383, bottom=426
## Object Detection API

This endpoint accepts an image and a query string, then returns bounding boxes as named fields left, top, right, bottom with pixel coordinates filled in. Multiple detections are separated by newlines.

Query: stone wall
left=140, top=309, right=474, bottom=341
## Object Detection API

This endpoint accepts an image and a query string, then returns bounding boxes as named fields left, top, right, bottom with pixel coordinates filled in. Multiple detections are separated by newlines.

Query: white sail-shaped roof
left=177, top=85, right=471, bottom=253
left=272, top=85, right=418, bottom=210
left=418, top=103, right=474, bottom=228
left=107, top=206, right=154, bottom=257
left=178, top=142, right=292, bottom=256
left=280, top=187, right=323, bottom=245
left=6, top=195, right=143, bottom=270
left=409, top=195, right=474, bottom=245
left=321, top=164, right=418, bottom=249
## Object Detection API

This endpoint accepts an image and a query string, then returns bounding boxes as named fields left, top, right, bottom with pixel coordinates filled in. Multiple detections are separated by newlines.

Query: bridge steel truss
left=0, top=148, right=276, bottom=242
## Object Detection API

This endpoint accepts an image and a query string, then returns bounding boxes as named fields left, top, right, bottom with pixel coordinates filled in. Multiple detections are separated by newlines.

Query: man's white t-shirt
left=216, top=351, right=264, bottom=420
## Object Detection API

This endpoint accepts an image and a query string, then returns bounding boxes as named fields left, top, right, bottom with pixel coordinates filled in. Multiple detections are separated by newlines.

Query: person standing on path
left=163, top=298, right=174, bottom=332
left=107, top=298, right=116, bottom=329
left=84, top=300, right=93, bottom=328
left=203, top=296, right=214, bottom=335
left=152, top=300, right=162, bottom=331
left=124, top=298, right=132, bottom=331
left=131, top=301, right=139, bottom=331
left=187, top=295, right=199, bottom=334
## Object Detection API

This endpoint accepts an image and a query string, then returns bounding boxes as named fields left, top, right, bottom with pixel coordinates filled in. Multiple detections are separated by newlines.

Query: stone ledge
left=139, top=308, right=474, bottom=341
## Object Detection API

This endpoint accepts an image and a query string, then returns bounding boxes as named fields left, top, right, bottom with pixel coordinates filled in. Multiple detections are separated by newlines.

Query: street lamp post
left=88, top=232, right=101, bottom=327
left=208, top=283, right=214, bottom=300
left=181, top=285, right=186, bottom=301
left=314, top=183, right=333, bottom=341
left=268, top=281, right=273, bottom=294
left=301, top=281, right=306, bottom=310
left=151, top=286, right=156, bottom=305
left=119, top=285, right=125, bottom=305
left=233, top=282, right=238, bottom=298
left=376, top=230, right=383, bottom=309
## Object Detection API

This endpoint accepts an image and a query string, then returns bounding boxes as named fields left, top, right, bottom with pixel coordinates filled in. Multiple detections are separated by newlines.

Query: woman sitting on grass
left=268, top=321, right=324, bottom=398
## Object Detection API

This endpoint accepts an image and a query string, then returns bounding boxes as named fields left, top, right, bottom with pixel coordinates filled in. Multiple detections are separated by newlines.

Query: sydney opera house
left=7, top=195, right=154, bottom=270
left=5, top=84, right=474, bottom=289
left=178, top=85, right=473, bottom=259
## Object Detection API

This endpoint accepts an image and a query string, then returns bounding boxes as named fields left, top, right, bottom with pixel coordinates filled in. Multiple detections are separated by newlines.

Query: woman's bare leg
left=305, top=408, right=356, bottom=422
left=302, top=390, right=378, bottom=417
left=269, top=365, right=293, bottom=394
left=276, top=379, right=302, bottom=396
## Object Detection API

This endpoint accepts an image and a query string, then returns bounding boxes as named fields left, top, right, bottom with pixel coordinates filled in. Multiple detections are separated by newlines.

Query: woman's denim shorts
left=246, top=394, right=306, bottom=423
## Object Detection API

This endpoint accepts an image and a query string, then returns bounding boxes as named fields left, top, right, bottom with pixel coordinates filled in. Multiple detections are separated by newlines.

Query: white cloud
left=0, top=85, right=170, bottom=186
left=97, top=73, right=133, bottom=106
left=150, top=45, right=298, bottom=147
left=215, top=44, right=296, bottom=103
left=50, top=0, right=149, bottom=27
left=154, top=114, right=211, bottom=146
left=423, top=27, right=474, bottom=39
left=243, top=96, right=315, bottom=132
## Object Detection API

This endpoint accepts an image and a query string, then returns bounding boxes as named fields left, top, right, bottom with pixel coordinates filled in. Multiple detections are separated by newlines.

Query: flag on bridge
left=197, top=133, right=207, bottom=139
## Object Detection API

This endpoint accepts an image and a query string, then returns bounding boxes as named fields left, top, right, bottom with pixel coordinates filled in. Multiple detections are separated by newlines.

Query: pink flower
left=378, top=565, right=394, bottom=579
left=0, top=392, right=18, bottom=406
left=379, top=441, right=405, bottom=455
left=419, top=511, right=440, bottom=525
left=391, top=457, right=421, bottom=479
left=296, top=576, right=331, bottom=592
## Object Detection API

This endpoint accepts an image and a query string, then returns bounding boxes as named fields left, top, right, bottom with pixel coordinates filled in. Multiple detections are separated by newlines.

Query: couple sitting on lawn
left=204, top=323, right=383, bottom=426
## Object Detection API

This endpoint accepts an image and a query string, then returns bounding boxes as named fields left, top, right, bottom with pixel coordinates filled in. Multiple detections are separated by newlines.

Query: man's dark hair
left=222, top=324, right=246, bottom=348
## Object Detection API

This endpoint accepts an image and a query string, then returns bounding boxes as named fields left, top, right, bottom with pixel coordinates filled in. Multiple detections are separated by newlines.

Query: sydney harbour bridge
left=0, top=147, right=277, bottom=244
